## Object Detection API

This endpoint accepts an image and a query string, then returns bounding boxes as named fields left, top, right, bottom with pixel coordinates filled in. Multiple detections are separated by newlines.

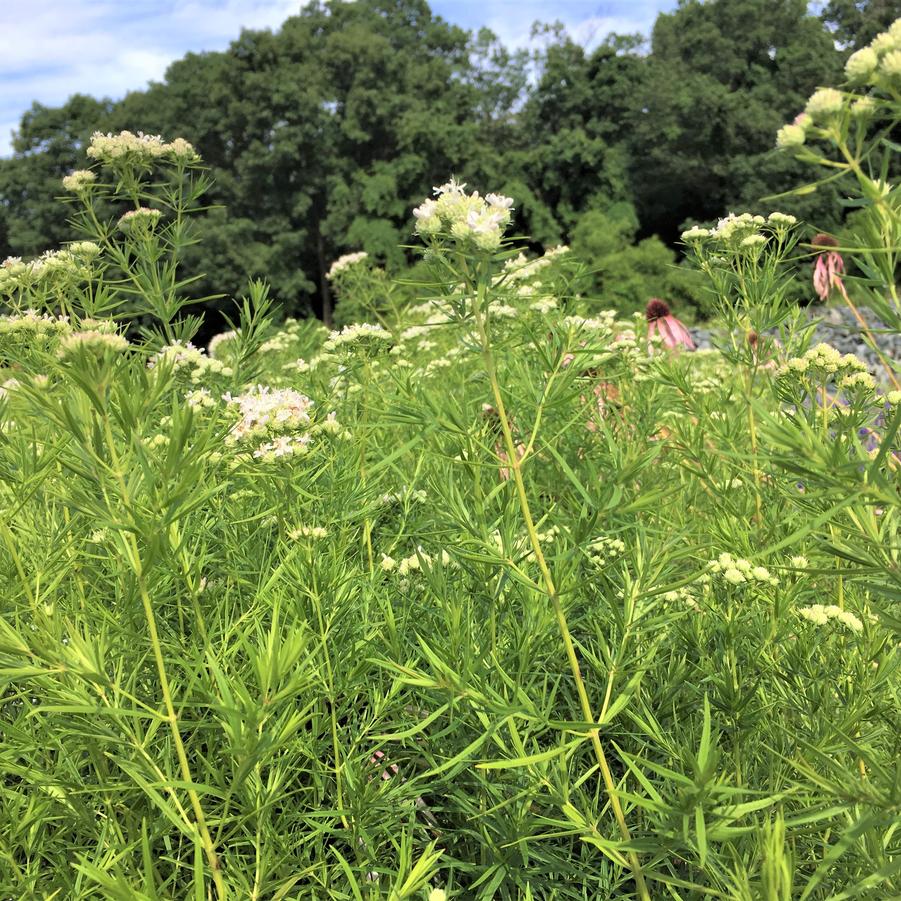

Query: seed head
left=811, top=233, right=839, bottom=249
left=645, top=299, right=671, bottom=322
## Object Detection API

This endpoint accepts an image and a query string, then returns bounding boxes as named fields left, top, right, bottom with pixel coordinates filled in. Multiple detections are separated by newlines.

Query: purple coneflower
left=811, top=234, right=844, bottom=302
left=646, top=299, right=694, bottom=351
left=810, top=235, right=901, bottom=390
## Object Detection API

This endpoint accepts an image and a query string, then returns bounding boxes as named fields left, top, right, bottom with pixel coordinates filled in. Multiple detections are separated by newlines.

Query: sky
left=0, top=0, right=676, bottom=156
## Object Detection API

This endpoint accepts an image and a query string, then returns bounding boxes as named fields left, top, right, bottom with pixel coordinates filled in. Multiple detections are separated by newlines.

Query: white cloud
left=0, top=0, right=299, bottom=154
left=433, top=0, right=666, bottom=51
left=0, top=0, right=673, bottom=155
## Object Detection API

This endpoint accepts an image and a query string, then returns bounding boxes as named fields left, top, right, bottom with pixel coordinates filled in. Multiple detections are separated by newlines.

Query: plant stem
left=836, top=281, right=900, bottom=391
left=470, top=275, right=651, bottom=901
left=102, top=414, right=225, bottom=897
left=359, top=360, right=375, bottom=573
left=745, top=363, right=763, bottom=524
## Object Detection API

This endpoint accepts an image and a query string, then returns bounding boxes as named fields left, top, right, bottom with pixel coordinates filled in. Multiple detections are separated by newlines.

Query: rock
left=687, top=304, right=899, bottom=380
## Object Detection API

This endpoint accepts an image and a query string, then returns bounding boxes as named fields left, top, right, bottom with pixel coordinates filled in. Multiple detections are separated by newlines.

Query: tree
left=97, top=0, right=521, bottom=323
left=0, top=0, right=873, bottom=325
left=502, top=32, right=648, bottom=246
left=819, top=0, right=899, bottom=48
left=628, top=0, right=844, bottom=241
left=0, top=95, right=113, bottom=260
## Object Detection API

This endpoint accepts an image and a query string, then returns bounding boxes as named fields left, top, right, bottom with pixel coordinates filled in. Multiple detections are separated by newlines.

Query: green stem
left=359, top=360, right=374, bottom=573
left=470, top=271, right=651, bottom=901
left=745, top=363, right=763, bottom=525
left=102, top=414, right=225, bottom=897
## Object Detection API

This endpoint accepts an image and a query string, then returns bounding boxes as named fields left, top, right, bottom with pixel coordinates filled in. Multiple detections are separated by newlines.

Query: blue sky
left=0, top=0, right=676, bottom=156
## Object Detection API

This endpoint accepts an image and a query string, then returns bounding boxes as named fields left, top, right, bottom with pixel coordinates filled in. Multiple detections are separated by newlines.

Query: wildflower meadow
left=1, top=13, right=901, bottom=901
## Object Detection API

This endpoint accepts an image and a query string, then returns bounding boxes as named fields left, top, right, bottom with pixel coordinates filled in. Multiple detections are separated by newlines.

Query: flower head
left=322, top=322, right=392, bottom=356
left=645, top=299, right=694, bottom=351
left=118, top=207, right=162, bottom=232
left=811, top=234, right=844, bottom=302
left=413, top=178, right=513, bottom=250
left=881, top=49, right=901, bottom=77
left=776, top=124, right=806, bottom=149
left=804, top=88, right=845, bottom=121
left=681, top=226, right=710, bottom=242
left=58, top=330, right=128, bottom=359
left=327, top=251, right=368, bottom=280
left=845, top=47, right=879, bottom=81
left=62, top=170, right=97, bottom=193
left=86, top=130, right=200, bottom=165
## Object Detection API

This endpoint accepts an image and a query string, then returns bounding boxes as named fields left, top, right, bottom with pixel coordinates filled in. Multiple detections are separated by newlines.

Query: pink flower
left=483, top=403, right=525, bottom=481
left=497, top=441, right=526, bottom=481
left=369, top=750, right=399, bottom=781
left=811, top=233, right=844, bottom=302
left=582, top=380, right=619, bottom=432
left=645, top=299, right=694, bottom=351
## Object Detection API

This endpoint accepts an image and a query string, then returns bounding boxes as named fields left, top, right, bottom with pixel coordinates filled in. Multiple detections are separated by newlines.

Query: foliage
left=1, top=38, right=901, bottom=889
left=571, top=205, right=706, bottom=317
left=0, top=0, right=878, bottom=323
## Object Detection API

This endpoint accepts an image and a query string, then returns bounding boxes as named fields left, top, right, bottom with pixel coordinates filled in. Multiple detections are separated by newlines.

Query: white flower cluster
left=839, top=370, right=877, bottom=395
left=0, top=245, right=99, bottom=293
left=564, top=311, right=617, bottom=333
left=661, top=587, right=701, bottom=612
left=682, top=211, right=796, bottom=247
left=776, top=122, right=806, bottom=150
left=327, top=251, right=369, bottom=280
left=805, top=88, right=845, bottom=121
left=221, top=384, right=344, bottom=463
left=0, top=377, right=20, bottom=399
left=148, top=340, right=234, bottom=382
left=0, top=308, right=70, bottom=340
left=118, top=207, right=162, bottom=232
left=421, top=357, right=453, bottom=377
left=0, top=312, right=122, bottom=362
left=405, top=300, right=455, bottom=322
left=390, top=546, right=453, bottom=576
left=225, top=385, right=314, bottom=444
left=797, top=604, right=863, bottom=633
left=259, top=333, right=296, bottom=355
left=399, top=324, right=432, bottom=342
left=587, top=536, right=626, bottom=567
left=58, top=329, right=128, bottom=359
left=489, top=303, right=518, bottom=320
left=502, top=245, right=569, bottom=283
left=536, top=524, right=561, bottom=545
left=87, top=131, right=199, bottom=164
left=412, top=178, right=514, bottom=252
left=381, top=487, right=428, bottom=507
left=253, top=434, right=312, bottom=462
left=282, top=357, right=312, bottom=375
left=713, top=212, right=765, bottom=241
left=62, top=170, right=97, bottom=193
left=708, top=552, right=777, bottom=587
left=69, top=241, right=102, bottom=259
left=208, top=329, right=240, bottom=358
left=844, top=18, right=901, bottom=84
left=777, top=344, right=870, bottom=383
left=323, top=322, right=392, bottom=356
left=186, top=387, right=216, bottom=410
left=289, top=524, right=328, bottom=540
left=529, top=297, right=558, bottom=314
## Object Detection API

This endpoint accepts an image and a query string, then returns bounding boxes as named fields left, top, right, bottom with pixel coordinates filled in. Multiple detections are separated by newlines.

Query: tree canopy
left=0, top=0, right=877, bottom=322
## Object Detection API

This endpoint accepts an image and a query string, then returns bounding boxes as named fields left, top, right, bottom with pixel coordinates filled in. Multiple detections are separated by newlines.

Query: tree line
left=0, top=0, right=893, bottom=323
